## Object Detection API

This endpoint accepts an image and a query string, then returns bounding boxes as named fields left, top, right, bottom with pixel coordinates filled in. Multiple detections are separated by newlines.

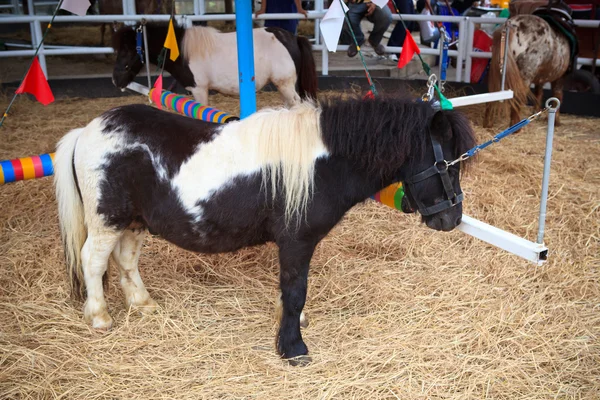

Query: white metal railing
left=1, top=11, right=599, bottom=82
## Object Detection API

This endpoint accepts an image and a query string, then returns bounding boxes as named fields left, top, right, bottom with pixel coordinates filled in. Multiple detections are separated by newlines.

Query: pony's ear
left=430, top=110, right=452, bottom=141
left=112, top=22, right=124, bottom=33
left=112, top=25, right=133, bottom=50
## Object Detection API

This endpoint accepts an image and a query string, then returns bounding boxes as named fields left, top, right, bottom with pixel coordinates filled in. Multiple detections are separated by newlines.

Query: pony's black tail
left=296, top=36, right=318, bottom=100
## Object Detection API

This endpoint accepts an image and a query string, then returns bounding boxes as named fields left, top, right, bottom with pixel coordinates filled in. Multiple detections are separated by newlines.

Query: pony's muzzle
left=425, top=210, right=462, bottom=232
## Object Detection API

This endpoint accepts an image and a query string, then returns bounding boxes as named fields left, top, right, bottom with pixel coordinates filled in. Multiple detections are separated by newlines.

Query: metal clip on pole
left=422, top=74, right=437, bottom=103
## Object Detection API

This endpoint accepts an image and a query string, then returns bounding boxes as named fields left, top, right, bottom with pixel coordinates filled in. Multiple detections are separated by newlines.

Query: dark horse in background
left=54, top=96, right=475, bottom=364
left=87, top=0, right=174, bottom=46
left=111, top=23, right=318, bottom=105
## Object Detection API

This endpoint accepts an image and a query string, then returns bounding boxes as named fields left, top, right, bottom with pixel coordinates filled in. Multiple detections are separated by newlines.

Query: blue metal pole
left=235, top=0, right=257, bottom=118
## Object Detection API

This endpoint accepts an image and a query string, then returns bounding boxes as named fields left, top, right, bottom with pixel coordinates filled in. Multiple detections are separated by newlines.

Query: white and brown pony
left=484, top=14, right=571, bottom=127
left=112, top=23, right=318, bottom=105
left=54, top=96, right=475, bottom=364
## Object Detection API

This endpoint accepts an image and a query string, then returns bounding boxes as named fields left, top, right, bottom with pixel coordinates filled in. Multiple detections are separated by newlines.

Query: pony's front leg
left=81, top=228, right=121, bottom=330
left=551, top=78, right=564, bottom=126
left=112, top=229, right=159, bottom=314
left=534, top=84, right=544, bottom=109
left=276, top=292, right=309, bottom=328
left=276, top=238, right=316, bottom=365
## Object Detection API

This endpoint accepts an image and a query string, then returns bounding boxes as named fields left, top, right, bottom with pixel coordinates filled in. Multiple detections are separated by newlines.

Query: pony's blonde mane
left=236, top=102, right=325, bottom=225
left=182, top=26, right=219, bottom=60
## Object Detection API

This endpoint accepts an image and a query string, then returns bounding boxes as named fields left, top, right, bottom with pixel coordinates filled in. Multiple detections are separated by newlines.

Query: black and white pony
left=54, top=96, right=475, bottom=364
left=112, top=23, right=318, bottom=105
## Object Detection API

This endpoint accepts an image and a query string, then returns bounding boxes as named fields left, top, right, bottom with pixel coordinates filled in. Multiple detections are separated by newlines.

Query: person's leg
left=341, top=3, right=366, bottom=46
left=388, top=0, right=417, bottom=57
left=387, top=22, right=407, bottom=48
left=366, top=5, right=392, bottom=46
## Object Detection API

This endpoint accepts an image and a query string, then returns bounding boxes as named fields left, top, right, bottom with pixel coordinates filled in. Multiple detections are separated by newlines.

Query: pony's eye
left=125, top=65, right=130, bottom=71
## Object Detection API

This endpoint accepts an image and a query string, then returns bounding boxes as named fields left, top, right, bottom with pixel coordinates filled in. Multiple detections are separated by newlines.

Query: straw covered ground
left=0, top=90, right=599, bottom=399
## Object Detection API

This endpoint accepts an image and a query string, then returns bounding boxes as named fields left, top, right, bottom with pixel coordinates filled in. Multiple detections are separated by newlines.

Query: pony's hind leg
left=273, top=79, right=301, bottom=107
left=81, top=227, right=121, bottom=330
left=112, top=228, right=159, bottom=314
left=483, top=103, right=495, bottom=128
left=276, top=238, right=317, bottom=365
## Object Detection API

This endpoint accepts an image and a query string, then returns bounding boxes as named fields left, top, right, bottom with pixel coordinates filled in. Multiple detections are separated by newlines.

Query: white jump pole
left=125, top=81, right=149, bottom=95
left=457, top=215, right=548, bottom=264
left=449, top=90, right=513, bottom=108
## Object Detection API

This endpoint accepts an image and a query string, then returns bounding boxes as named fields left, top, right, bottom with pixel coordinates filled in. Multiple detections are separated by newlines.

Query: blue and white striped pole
left=235, top=0, right=257, bottom=118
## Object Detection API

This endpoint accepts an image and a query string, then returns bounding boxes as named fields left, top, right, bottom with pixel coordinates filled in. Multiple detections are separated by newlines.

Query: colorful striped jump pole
left=0, top=153, right=55, bottom=185
left=372, top=182, right=405, bottom=211
left=0, top=98, right=405, bottom=210
left=2, top=93, right=239, bottom=185
left=149, top=89, right=239, bottom=124
left=371, top=182, right=410, bottom=212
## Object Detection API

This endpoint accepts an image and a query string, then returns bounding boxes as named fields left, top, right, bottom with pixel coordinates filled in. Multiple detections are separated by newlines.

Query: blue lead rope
left=465, top=117, right=530, bottom=157
left=441, top=40, right=448, bottom=83
left=448, top=107, right=550, bottom=166
left=136, top=29, right=144, bottom=63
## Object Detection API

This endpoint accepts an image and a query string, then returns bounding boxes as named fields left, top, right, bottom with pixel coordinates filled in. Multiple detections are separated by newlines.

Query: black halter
left=403, top=134, right=464, bottom=216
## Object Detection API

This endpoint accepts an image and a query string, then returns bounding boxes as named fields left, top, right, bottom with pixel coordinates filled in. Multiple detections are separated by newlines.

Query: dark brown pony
left=89, top=0, right=174, bottom=46
left=484, top=15, right=571, bottom=128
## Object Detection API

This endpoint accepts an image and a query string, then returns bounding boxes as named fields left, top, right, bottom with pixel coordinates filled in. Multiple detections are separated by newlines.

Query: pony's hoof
left=287, top=354, right=312, bottom=367
left=87, top=312, right=113, bottom=331
left=278, top=338, right=309, bottom=362
left=300, top=312, right=309, bottom=328
left=129, top=297, right=160, bottom=315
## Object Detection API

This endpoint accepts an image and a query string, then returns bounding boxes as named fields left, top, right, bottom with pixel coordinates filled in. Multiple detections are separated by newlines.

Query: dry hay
left=0, top=90, right=599, bottom=399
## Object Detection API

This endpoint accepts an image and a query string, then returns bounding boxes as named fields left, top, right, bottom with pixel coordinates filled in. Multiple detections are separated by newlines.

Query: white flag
left=372, top=0, right=390, bottom=9
left=320, top=0, right=349, bottom=53
left=60, top=0, right=90, bottom=16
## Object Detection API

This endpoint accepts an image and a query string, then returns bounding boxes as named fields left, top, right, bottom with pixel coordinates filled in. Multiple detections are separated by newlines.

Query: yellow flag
left=164, top=18, right=179, bottom=61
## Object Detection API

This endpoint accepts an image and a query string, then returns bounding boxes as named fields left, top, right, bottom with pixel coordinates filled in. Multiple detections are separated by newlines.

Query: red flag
left=397, top=29, right=421, bottom=69
left=15, top=57, right=54, bottom=105
left=363, top=90, right=375, bottom=100
left=151, top=75, right=163, bottom=110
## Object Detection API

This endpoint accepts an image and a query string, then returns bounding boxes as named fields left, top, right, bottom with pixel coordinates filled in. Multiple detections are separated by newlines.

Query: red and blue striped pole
left=0, top=153, right=55, bottom=185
